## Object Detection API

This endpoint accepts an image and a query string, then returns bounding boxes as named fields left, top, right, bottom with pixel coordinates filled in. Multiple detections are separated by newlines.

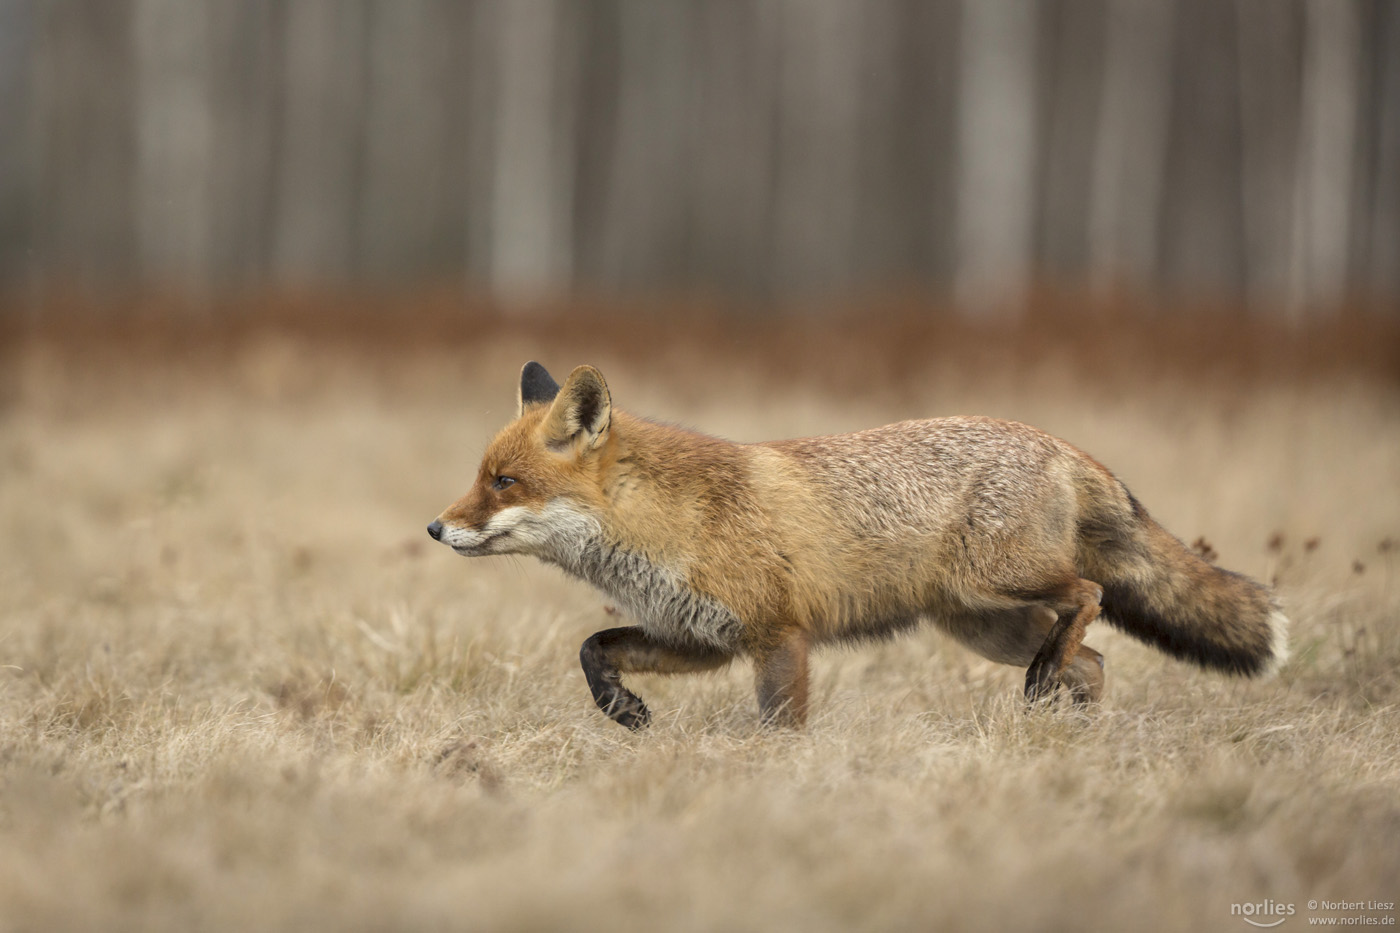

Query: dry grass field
left=1, top=312, right=1398, bottom=932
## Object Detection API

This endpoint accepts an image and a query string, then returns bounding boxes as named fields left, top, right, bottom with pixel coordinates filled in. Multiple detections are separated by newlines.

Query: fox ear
left=518, top=361, right=560, bottom=415
left=541, top=365, right=611, bottom=451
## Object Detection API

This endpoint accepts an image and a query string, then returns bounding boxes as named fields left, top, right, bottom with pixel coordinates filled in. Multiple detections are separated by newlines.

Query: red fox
left=428, top=362, right=1288, bottom=729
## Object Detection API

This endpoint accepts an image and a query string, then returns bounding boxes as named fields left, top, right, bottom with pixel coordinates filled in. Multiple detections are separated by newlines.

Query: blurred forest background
left=0, top=0, right=1397, bottom=319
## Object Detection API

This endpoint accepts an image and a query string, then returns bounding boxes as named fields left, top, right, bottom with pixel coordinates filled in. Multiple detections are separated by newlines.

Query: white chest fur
left=534, top=506, right=743, bottom=650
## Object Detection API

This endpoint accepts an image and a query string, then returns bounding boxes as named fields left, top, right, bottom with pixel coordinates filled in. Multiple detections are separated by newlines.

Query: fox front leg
left=579, top=626, right=732, bottom=730
left=753, top=627, right=811, bottom=728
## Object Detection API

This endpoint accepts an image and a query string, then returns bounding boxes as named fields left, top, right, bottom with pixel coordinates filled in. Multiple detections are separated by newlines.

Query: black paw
left=602, top=691, right=651, bottom=731
left=1023, top=660, right=1061, bottom=706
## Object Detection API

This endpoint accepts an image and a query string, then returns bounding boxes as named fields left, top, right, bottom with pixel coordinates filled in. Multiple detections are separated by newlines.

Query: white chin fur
left=439, top=502, right=599, bottom=560
left=439, top=506, right=528, bottom=554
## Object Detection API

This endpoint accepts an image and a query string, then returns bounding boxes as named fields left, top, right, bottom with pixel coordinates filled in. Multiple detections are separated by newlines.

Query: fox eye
left=492, top=475, right=517, bottom=491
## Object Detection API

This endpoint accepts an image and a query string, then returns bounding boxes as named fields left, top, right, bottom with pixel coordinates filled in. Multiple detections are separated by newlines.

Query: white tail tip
left=1264, top=609, right=1290, bottom=675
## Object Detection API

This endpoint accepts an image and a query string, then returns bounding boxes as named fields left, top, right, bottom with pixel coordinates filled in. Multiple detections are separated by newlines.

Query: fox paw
left=602, top=692, right=651, bottom=731
left=1023, top=659, right=1061, bottom=705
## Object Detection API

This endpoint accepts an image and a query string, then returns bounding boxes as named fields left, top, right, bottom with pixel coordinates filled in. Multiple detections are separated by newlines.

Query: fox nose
left=427, top=520, right=443, bottom=541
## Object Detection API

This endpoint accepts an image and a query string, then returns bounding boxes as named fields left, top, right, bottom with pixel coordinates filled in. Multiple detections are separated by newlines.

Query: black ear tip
left=521, top=361, right=551, bottom=384
left=519, top=361, right=561, bottom=407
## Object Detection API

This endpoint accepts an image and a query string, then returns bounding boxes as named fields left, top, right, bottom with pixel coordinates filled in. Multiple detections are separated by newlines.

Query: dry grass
left=1, top=317, right=1398, bottom=932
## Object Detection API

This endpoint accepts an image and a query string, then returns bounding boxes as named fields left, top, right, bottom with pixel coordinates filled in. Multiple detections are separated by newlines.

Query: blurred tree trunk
left=849, top=0, right=957, bottom=297
left=956, top=0, right=1037, bottom=314
left=0, top=0, right=35, bottom=297
left=591, top=1, right=693, bottom=293
left=206, top=0, right=281, bottom=292
left=489, top=0, right=575, bottom=303
left=1236, top=0, right=1302, bottom=313
left=1366, top=1, right=1400, bottom=303
left=909, top=0, right=961, bottom=297
left=1035, top=0, right=1106, bottom=283
left=1087, top=0, right=1173, bottom=300
left=358, top=0, right=471, bottom=284
left=1289, top=0, right=1360, bottom=316
left=1159, top=0, right=1246, bottom=300
left=271, top=0, right=368, bottom=286
left=32, top=0, right=138, bottom=295
left=847, top=0, right=906, bottom=294
left=133, top=0, right=213, bottom=297
left=771, top=0, right=863, bottom=300
left=684, top=1, right=779, bottom=297
left=462, top=0, right=498, bottom=293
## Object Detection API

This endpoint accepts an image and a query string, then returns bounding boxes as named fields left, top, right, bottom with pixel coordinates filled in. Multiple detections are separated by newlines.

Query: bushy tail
left=1081, top=497, right=1288, bottom=677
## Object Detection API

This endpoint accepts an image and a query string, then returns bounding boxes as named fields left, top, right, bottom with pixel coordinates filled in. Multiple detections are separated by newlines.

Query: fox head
left=427, top=362, right=612, bottom=559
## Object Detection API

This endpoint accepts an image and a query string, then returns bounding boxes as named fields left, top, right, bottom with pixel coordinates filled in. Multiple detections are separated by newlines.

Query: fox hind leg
left=579, top=626, right=732, bottom=730
left=1019, top=605, right=1106, bottom=704
left=1058, top=643, right=1105, bottom=704
left=1023, top=578, right=1104, bottom=705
